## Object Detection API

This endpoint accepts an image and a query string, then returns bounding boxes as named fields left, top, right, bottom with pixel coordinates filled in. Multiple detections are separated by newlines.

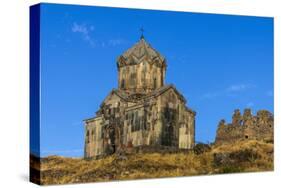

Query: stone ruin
left=215, top=109, right=273, bottom=145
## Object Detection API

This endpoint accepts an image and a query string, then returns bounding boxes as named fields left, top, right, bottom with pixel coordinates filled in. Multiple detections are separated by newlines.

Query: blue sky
left=35, top=3, right=273, bottom=157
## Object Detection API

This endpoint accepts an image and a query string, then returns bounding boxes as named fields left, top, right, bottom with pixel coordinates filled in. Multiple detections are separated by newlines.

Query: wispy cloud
left=202, top=83, right=257, bottom=99
left=202, top=92, right=220, bottom=99
left=100, top=39, right=127, bottom=48
left=246, top=102, right=254, bottom=107
left=107, top=39, right=126, bottom=47
left=226, top=84, right=256, bottom=92
left=71, top=22, right=126, bottom=48
left=71, top=22, right=95, bottom=46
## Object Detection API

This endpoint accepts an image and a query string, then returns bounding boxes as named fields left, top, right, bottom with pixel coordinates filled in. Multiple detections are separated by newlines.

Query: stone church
left=84, top=36, right=196, bottom=158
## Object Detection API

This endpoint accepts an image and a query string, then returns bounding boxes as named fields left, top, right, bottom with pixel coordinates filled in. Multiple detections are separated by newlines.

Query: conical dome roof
left=117, top=38, right=166, bottom=68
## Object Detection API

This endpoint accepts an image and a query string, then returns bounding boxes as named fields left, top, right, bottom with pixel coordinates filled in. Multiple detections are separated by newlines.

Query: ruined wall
left=215, top=109, right=273, bottom=145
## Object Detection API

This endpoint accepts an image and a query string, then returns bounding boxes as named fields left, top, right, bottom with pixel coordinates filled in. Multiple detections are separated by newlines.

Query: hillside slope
left=33, top=140, right=273, bottom=185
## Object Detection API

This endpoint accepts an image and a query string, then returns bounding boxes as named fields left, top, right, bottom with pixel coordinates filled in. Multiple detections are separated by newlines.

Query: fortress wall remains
left=215, top=109, right=273, bottom=145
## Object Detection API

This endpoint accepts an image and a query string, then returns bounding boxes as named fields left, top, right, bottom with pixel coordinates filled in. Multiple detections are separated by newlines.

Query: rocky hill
left=30, top=139, right=273, bottom=185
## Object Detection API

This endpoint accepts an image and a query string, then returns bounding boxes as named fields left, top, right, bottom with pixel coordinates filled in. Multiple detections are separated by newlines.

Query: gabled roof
left=117, top=38, right=166, bottom=68
left=101, top=84, right=187, bottom=104
left=98, top=89, right=126, bottom=107
left=146, top=85, right=196, bottom=115
left=146, top=84, right=187, bottom=103
left=85, top=84, right=195, bottom=122
left=100, top=84, right=187, bottom=103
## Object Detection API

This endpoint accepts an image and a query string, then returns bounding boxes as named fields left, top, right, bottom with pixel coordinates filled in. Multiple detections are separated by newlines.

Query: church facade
left=84, top=37, right=196, bottom=158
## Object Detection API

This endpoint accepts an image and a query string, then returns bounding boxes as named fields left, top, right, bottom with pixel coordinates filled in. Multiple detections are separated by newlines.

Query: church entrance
left=108, top=126, right=116, bottom=154
left=162, top=105, right=177, bottom=147
left=162, top=124, right=175, bottom=146
left=168, top=124, right=175, bottom=146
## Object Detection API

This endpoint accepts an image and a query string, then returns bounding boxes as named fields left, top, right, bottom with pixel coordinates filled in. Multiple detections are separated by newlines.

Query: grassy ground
left=34, top=140, right=273, bottom=185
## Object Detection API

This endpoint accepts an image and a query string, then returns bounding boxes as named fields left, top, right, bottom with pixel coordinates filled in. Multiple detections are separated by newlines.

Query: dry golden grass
left=37, top=140, right=273, bottom=185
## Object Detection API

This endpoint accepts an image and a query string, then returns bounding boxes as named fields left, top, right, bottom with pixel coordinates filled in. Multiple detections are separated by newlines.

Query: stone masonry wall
left=215, top=109, right=273, bottom=145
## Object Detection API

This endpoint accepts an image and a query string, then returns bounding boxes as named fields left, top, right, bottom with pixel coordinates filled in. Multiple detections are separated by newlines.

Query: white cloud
left=71, top=22, right=126, bottom=48
left=72, top=22, right=88, bottom=35
left=202, top=92, right=220, bottom=99
left=246, top=102, right=254, bottom=107
left=202, top=83, right=256, bottom=99
left=90, top=25, right=95, bottom=31
left=108, top=39, right=125, bottom=47
left=226, top=84, right=256, bottom=92
left=71, top=22, right=95, bottom=46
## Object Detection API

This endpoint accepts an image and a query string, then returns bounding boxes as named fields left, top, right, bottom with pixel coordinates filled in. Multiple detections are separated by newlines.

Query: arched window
left=130, top=73, right=136, bottom=86
left=153, top=78, right=157, bottom=89
left=86, top=130, right=90, bottom=143
left=91, top=130, right=94, bottom=141
left=141, top=71, right=145, bottom=83
left=121, top=79, right=125, bottom=89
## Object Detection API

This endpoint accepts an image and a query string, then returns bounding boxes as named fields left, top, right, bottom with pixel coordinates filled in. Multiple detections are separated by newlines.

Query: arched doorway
left=167, top=124, right=174, bottom=146
left=108, top=126, right=116, bottom=154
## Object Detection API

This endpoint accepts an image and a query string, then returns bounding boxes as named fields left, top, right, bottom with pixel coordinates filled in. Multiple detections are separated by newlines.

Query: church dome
left=117, top=38, right=166, bottom=68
